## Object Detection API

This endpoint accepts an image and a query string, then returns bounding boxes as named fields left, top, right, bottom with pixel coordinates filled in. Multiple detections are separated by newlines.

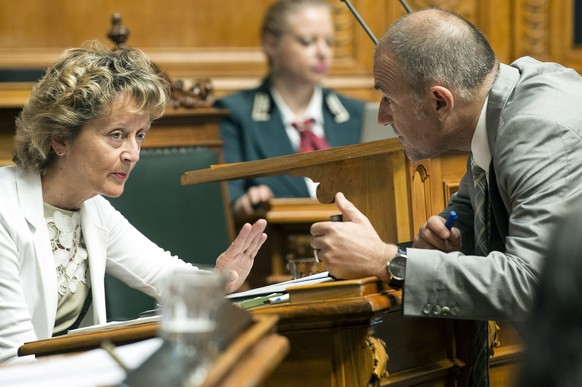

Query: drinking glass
left=287, top=257, right=326, bottom=279
left=159, top=268, right=226, bottom=387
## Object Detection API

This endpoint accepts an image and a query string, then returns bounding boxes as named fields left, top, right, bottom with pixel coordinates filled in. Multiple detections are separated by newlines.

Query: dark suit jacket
left=214, top=78, right=365, bottom=204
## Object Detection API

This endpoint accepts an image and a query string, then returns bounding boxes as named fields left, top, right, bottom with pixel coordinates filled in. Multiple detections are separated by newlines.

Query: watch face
left=389, top=255, right=407, bottom=281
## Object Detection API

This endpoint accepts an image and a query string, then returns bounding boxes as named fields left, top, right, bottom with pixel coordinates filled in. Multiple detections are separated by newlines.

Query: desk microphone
left=398, top=0, right=413, bottom=14
left=340, top=0, right=413, bottom=46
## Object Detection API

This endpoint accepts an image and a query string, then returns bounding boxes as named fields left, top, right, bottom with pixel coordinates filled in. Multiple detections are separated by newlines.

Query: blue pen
left=444, top=211, right=458, bottom=230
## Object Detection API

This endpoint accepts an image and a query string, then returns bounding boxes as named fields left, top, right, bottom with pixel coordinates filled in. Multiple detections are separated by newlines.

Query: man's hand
left=310, top=192, right=396, bottom=282
left=413, top=215, right=461, bottom=252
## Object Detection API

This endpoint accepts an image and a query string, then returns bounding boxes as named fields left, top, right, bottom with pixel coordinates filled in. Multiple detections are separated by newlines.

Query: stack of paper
left=227, top=272, right=334, bottom=309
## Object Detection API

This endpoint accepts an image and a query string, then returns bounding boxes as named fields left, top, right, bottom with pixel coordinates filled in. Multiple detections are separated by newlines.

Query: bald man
left=311, top=8, right=582, bottom=386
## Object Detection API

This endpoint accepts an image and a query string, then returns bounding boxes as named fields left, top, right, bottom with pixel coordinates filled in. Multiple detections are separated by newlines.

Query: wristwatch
left=387, top=249, right=407, bottom=289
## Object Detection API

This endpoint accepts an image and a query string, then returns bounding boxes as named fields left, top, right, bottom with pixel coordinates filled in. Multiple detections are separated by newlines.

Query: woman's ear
left=263, top=37, right=272, bottom=55
left=51, top=135, right=68, bottom=156
left=430, top=85, right=454, bottom=121
left=262, top=36, right=278, bottom=68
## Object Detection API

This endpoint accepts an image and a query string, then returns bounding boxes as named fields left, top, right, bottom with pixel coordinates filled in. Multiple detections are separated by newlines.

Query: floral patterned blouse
left=44, top=202, right=90, bottom=335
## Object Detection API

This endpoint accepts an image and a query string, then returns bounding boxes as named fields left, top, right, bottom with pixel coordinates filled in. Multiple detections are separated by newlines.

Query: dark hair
left=376, top=8, right=497, bottom=101
left=13, top=40, right=170, bottom=174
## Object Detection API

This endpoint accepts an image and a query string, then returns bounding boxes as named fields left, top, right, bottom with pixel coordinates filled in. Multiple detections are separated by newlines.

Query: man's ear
left=430, top=85, right=454, bottom=121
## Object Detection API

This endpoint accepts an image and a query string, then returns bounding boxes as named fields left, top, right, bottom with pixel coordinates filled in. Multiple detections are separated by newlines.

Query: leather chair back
left=104, top=146, right=233, bottom=321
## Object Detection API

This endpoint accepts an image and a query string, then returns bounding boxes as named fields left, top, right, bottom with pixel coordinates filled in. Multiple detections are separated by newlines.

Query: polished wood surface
left=16, top=275, right=522, bottom=386
left=145, top=107, right=228, bottom=152
left=19, top=321, right=158, bottom=358
left=2, top=1, right=580, bottom=106
left=181, top=138, right=521, bottom=386
left=253, top=198, right=339, bottom=224
left=408, top=151, right=468, bottom=235
left=0, top=0, right=381, bottom=102
left=183, top=139, right=412, bottom=244
left=16, top=281, right=399, bottom=386
left=183, top=138, right=412, bottom=287
left=201, top=314, right=289, bottom=387
left=237, top=198, right=339, bottom=284
left=250, top=279, right=462, bottom=386
left=182, top=139, right=469, bottom=279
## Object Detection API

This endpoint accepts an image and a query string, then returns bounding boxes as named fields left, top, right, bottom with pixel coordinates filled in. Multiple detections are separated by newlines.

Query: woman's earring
left=56, top=151, right=64, bottom=156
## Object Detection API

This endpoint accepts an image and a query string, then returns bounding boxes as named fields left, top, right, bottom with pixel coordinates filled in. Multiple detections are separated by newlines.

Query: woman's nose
left=316, top=39, right=332, bottom=58
left=122, top=139, right=140, bottom=163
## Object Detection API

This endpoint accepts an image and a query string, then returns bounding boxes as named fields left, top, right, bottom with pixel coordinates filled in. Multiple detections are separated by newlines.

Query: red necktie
left=292, top=118, right=330, bottom=153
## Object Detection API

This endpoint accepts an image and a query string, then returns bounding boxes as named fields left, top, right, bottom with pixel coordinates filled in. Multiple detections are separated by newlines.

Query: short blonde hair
left=13, top=40, right=170, bottom=174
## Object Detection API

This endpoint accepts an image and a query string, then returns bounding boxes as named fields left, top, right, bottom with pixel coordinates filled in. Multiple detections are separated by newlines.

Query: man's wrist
left=386, top=246, right=407, bottom=289
left=379, top=244, right=398, bottom=282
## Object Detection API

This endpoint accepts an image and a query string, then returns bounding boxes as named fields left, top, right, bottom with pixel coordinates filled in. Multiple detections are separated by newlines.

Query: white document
left=226, top=271, right=334, bottom=300
left=67, top=314, right=160, bottom=335
left=0, top=338, right=163, bottom=387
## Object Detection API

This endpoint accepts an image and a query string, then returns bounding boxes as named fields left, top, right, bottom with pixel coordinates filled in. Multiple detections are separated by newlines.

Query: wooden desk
left=184, top=138, right=468, bottom=244
left=180, top=140, right=521, bottom=386
left=248, top=278, right=462, bottom=387
left=240, top=198, right=338, bottom=284
left=212, top=139, right=405, bottom=287
left=183, top=139, right=411, bottom=243
left=187, top=140, right=468, bottom=279
left=259, top=278, right=519, bottom=386
left=18, top=314, right=288, bottom=387
left=254, top=198, right=339, bottom=224
left=18, top=321, right=158, bottom=358
left=17, top=276, right=521, bottom=386
left=17, top=279, right=458, bottom=386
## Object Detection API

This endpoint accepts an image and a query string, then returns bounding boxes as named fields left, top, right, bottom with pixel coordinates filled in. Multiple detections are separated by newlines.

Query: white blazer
left=0, top=165, right=192, bottom=363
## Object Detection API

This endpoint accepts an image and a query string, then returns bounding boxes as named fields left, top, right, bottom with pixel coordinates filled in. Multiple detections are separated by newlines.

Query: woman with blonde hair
left=0, top=41, right=267, bottom=363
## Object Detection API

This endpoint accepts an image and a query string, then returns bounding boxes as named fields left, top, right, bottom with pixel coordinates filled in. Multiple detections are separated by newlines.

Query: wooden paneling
left=0, top=1, right=271, bottom=49
left=0, top=107, right=18, bottom=163
left=408, top=151, right=468, bottom=238
left=0, top=0, right=382, bottom=101
left=4, top=0, right=577, bottom=104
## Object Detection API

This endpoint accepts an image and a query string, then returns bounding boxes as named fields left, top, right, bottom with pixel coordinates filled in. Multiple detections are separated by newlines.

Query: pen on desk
left=444, top=210, right=458, bottom=230
left=266, top=293, right=290, bottom=304
left=101, top=340, right=129, bottom=373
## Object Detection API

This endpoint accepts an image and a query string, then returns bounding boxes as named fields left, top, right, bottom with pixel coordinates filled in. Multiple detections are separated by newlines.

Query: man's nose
left=378, top=100, right=393, bottom=126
